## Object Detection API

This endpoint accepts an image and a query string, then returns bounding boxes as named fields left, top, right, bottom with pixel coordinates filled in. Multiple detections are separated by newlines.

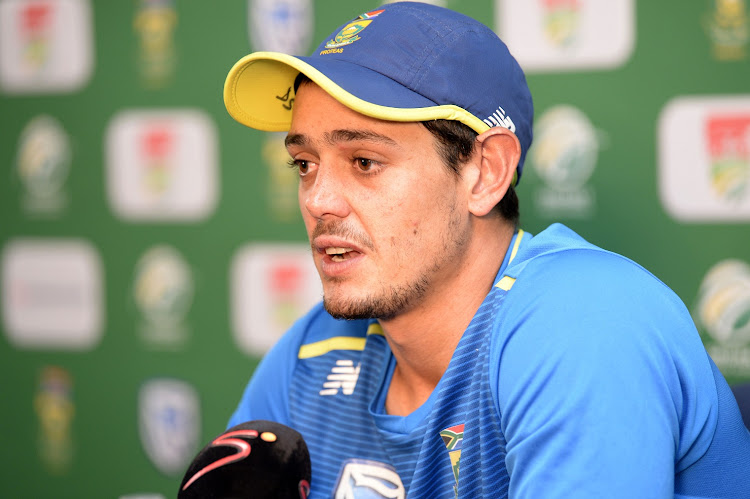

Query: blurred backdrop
left=1, top=0, right=749, bottom=496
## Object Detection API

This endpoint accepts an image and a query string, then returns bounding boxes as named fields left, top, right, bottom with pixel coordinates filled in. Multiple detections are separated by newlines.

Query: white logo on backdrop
left=0, top=0, right=94, bottom=93
left=230, top=244, right=322, bottom=356
left=139, top=378, right=200, bottom=476
left=1, top=238, right=104, bottom=349
left=248, top=0, right=313, bottom=54
left=658, top=95, right=750, bottom=222
left=495, top=0, right=635, bottom=72
left=105, top=109, right=218, bottom=222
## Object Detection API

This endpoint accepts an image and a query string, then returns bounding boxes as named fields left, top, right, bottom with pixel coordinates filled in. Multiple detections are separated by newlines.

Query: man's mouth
left=325, top=247, right=354, bottom=262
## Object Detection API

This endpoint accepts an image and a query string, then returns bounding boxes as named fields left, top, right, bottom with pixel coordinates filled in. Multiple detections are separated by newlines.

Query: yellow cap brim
left=223, top=51, right=492, bottom=134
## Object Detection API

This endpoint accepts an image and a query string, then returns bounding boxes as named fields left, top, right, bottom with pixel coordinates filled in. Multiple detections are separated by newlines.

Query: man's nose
left=302, top=164, right=350, bottom=220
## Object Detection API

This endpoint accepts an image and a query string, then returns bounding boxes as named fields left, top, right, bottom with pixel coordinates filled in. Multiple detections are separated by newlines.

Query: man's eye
left=287, top=158, right=310, bottom=175
left=356, top=158, right=375, bottom=171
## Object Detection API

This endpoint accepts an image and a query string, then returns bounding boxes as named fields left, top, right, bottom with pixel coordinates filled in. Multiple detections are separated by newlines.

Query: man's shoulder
left=510, top=223, right=667, bottom=292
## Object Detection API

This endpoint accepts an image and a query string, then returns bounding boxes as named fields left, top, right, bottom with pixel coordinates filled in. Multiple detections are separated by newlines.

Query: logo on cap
left=325, top=9, right=384, bottom=49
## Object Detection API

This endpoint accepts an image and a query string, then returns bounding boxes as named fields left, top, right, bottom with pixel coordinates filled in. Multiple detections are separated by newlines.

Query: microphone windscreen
left=178, top=420, right=311, bottom=499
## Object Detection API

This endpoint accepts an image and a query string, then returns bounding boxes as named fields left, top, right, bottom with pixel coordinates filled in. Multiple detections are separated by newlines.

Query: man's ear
left=464, top=127, right=521, bottom=217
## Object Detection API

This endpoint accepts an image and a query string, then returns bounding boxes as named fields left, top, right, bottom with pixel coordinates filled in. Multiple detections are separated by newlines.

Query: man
left=223, top=3, right=750, bottom=497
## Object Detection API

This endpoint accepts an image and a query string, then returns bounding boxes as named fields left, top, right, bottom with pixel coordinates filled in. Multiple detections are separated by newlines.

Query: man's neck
left=380, top=221, right=516, bottom=416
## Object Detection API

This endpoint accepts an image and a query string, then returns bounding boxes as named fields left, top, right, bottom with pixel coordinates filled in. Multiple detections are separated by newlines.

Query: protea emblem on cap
left=325, top=9, right=384, bottom=49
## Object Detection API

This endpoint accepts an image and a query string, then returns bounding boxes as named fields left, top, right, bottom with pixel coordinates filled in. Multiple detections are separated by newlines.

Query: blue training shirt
left=229, top=223, right=750, bottom=498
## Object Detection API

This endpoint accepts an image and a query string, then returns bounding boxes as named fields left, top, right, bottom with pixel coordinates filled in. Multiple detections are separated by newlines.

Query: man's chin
left=323, top=298, right=378, bottom=321
left=322, top=295, right=399, bottom=321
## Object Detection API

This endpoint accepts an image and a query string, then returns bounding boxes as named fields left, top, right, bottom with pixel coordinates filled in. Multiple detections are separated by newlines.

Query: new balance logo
left=320, top=360, right=360, bottom=396
left=483, top=106, right=516, bottom=133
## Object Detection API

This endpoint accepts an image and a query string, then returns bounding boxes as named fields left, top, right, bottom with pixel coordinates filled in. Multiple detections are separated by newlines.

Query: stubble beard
left=321, top=198, right=469, bottom=321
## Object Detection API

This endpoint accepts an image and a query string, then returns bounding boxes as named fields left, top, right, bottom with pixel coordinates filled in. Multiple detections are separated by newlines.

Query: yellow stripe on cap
left=223, top=51, right=492, bottom=134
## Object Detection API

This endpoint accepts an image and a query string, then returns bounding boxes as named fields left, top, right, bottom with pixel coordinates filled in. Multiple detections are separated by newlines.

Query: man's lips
left=325, top=246, right=356, bottom=262
left=313, top=237, right=366, bottom=273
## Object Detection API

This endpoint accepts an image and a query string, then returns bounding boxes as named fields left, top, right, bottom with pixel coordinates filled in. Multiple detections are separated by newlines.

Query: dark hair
left=421, top=119, right=519, bottom=225
left=293, top=73, right=519, bottom=225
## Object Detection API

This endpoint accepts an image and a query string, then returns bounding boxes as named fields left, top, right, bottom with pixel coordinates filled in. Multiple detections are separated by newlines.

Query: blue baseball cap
left=224, top=2, right=533, bottom=184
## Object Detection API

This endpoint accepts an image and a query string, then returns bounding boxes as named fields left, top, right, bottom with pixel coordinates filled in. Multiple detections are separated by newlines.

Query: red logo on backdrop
left=140, top=125, right=175, bottom=194
left=21, top=2, right=53, bottom=69
left=270, top=261, right=304, bottom=328
left=271, top=263, right=303, bottom=294
left=540, top=0, right=581, bottom=47
left=22, top=2, right=52, bottom=32
left=706, top=114, right=750, bottom=201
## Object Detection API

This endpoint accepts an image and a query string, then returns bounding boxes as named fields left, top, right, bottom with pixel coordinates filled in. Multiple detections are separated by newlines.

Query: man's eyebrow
left=325, top=129, right=398, bottom=147
left=285, top=133, right=307, bottom=148
left=284, top=129, right=399, bottom=148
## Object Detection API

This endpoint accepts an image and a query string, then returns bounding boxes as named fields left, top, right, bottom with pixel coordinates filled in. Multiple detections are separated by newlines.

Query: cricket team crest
left=16, top=114, right=71, bottom=215
left=440, top=424, right=464, bottom=495
left=324, top=9, right=384, bottom=49
left=139, top=378, right=201, bottom=476
left=35, top=366, right=75, bottom=474
left=134, top=0, right=178, bottom=89
left=704, top=0, right=749, bottom=61
left=695, top=259, right=750, bottom=381
left=529, top=105, right=600, bottom=218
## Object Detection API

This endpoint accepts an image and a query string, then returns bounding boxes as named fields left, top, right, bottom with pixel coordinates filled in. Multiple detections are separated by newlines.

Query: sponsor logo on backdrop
left=106, top=109, right=218, bottom=222
left=1, top=238, right=103, bottom=350
left=263, top=132, right=299, bottom=222
left=706, top=114, right=750, bottom=201
left=334, top=459, right=405, bottom=499
left=16, top=115, right=70, bottom=216
left=230, top=244, right=322, bottom=356
left=495, top=0, right=635, bottom=71
left=134, top=0, right=177, bottom=89
left=704, top=0, right=749, bottom=61
left=529, top=105, right=600, bottom=218
left=133, top=245, right=193, bottom=350
left=139, top=378, right=200, bottom=476
left=540, top=0, right=581, bottom=47
left=695, top=259, right=750, bottom=378
left=0, top=0, right=93, bottom=94
left=248, top=0, right=313, bottom=54
left=140, top=124, right=175, bottom=196
left=658, top=95, right=750, bottom=221
left=35, top=366, right=74, bottom=474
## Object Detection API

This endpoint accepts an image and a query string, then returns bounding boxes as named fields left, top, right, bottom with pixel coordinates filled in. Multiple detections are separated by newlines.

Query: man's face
left=286, top=83, right=473, bottom=320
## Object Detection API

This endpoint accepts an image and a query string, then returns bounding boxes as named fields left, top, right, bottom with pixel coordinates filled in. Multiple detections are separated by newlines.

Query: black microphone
left=178, top=420, right=311, bottom=499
